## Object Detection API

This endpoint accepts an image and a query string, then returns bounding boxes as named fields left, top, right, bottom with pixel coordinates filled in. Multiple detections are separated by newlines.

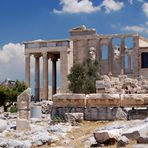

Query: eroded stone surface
left=0, top=119, right=7, bottom=133
left=64, top=113, right=84, bottom=124
left=16, top=88, right=31, bottom=131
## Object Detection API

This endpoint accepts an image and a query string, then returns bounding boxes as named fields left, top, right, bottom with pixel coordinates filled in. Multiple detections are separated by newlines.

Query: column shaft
left=52, top=58, right=57, bottom=95
left=42, top=52, right=48, bottom=100
left=108, top=39, right=113, bottom=75
left=34, top=55, right=40, bottom=102
left=120, top=38, right=125, bottom=74
left=25, top=54, right=30, bottom=87
left=60, top=51, right=68, bottom=93
left=97, top=39, right=101, bottom=63
left=128, top=54, right=131, bottom=71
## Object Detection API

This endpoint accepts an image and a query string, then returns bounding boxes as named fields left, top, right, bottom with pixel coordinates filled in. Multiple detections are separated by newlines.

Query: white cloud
left=137, top=0, right=144, bottom=3
left=100, top=0, right=124, bottom=13
left=0, top=43, right=25, bottom=81
left=123, top=25, right=145, bottom=32
left=0, top=43, right=60, bottom=88
left=122, top=24, right=148, bottom=34
left=53, top=0, right=100, bottom=14
left=128, top=0, right=133, bottom=5
left=128, top=0, right=144, bottom=4
left=143, top=2, right=148, bottom=17
left=145, top=22, right=148, bottom=25
left=111, top=24, right=117, bottom=28
left=0, top=43, right=37, bottom=82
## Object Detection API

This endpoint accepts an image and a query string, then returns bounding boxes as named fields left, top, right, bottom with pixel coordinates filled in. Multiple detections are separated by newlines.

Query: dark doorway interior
left=141, top=52, right=148, bottom=68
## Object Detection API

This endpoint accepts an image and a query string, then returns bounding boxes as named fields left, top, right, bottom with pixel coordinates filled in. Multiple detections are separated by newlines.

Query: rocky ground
left=0, top=111, right=148, bottom=148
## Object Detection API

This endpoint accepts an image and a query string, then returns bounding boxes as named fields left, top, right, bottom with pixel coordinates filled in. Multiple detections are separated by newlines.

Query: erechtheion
left=24, top=25, right=148, bottom=100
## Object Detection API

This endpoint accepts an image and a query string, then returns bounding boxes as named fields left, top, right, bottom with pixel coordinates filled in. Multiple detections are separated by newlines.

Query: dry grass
left=48, top=121, right=111, bottom=147
left=36, top=121, right=137, bottom=148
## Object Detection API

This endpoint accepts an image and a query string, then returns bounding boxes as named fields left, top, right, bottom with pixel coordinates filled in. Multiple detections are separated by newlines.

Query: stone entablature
left=70, top=28, right=140, bottom=77
left=24, top=39, right=70, bottom=49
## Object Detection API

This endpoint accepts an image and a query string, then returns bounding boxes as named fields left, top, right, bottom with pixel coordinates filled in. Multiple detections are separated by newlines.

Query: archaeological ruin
left=24, top=25, right=148, bottom=101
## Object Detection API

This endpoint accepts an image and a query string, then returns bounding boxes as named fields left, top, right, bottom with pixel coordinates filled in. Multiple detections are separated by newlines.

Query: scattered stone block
left=122, top=131, right=140, bottom=140
left=112, top=107, right=127, bottom=120
left=51, top=107, right=84, bottom=119
left=96, top=81, right=106, bottom=93
left=122, top=123, right=148, bottom=140
left=32, top=100, right=53, bottom=114
left=128, top=109, right=148, bottom=120
left=117, top=136, right=129, bottom=147
left=31, top=106, right=42, bottom=118
left=94, top=129, right=122, bottom=144
left=137, top=137, right=148, bottom=144
left=16, top=119, right=31, bottom=131
left=64, top=112, right=84, bottom=123
left=0, top=119, right=7, bottom=133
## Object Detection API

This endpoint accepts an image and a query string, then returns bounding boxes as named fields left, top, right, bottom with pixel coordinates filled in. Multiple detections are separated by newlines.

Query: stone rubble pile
left=32, top=100, right=53, bottom=114
left=93, top=118, right=148, bottom=147
left=0, top=113, right=75, bottom=148
left=96, top=75, right=148, bottom=94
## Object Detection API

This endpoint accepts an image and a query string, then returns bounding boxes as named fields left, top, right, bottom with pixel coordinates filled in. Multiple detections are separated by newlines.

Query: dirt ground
left=38, top=121, right=136, bottom=148
left=51, top=121, right=113, bottom=148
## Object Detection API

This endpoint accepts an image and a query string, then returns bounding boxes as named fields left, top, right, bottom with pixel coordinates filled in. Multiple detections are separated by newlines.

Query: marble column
left=60, top=51, right=68, bottom=93
left=96, top=39, right=101, bottom=63
left=25, top=54, right=30, bottom=87
left=42, top=52, right=48, bottom=100
left=34, top=55, right=40, bottom=102
left=52, top=58, right=57, bottom=95
left=120, top=38, right=125, bottom=74
left=128, top=54, right=131, bottom=72
left=108, top=38, right=113, bottom=75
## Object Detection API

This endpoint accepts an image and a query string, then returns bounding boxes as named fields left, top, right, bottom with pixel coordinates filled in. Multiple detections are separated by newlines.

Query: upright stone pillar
left=128, top=54, right=131, bottom=72
left=42, top=52, right=48, bottom=100
left=133, top=36, right=139, bottom=77
left=16, top=88, right=31, bottom=131
left=52, top=58, right=57, bottom=95
left=108, top=38, right=113, bottom=75
left=120, top=38, right=125, bottom=74
left=96, top=39, right=101, bottom=63
left=25, top=54, right=30, bottom=87
left=60, top=51, right=68, bottom=93
left=34, top=55, right=40, bottom=102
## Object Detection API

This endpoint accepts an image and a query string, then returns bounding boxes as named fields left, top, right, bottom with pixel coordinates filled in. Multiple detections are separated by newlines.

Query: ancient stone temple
left=24, top=25, right=148, bottom=100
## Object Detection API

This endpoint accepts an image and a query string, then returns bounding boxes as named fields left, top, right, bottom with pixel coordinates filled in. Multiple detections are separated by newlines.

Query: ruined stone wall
left=70, top=26, right=141, bottom=77
left=52, top=93, right=148, bottom=121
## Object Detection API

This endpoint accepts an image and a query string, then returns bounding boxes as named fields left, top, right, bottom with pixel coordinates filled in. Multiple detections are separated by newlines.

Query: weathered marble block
left=53, top=93, right=86, bottom=107
left=121, top=94, right=147, bottom=107
left=16, top=88, right=31, bottom=131
left=86, top=94, right=120, bottom=107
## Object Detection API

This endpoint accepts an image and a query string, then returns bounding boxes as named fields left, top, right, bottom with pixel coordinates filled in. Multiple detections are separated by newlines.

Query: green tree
left=68, top=59, right=100, bottom=94
left=0, top=80, right=27, bottom=112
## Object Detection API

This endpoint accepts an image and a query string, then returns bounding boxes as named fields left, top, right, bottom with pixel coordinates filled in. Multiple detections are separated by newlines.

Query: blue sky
left=0, top=0, right=148, bottom=88
left=0, top=0, right=147, bottom=47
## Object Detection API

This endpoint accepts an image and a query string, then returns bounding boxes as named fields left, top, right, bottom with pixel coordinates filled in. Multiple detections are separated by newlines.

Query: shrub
left=68, top=59, right=100, bottom=94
